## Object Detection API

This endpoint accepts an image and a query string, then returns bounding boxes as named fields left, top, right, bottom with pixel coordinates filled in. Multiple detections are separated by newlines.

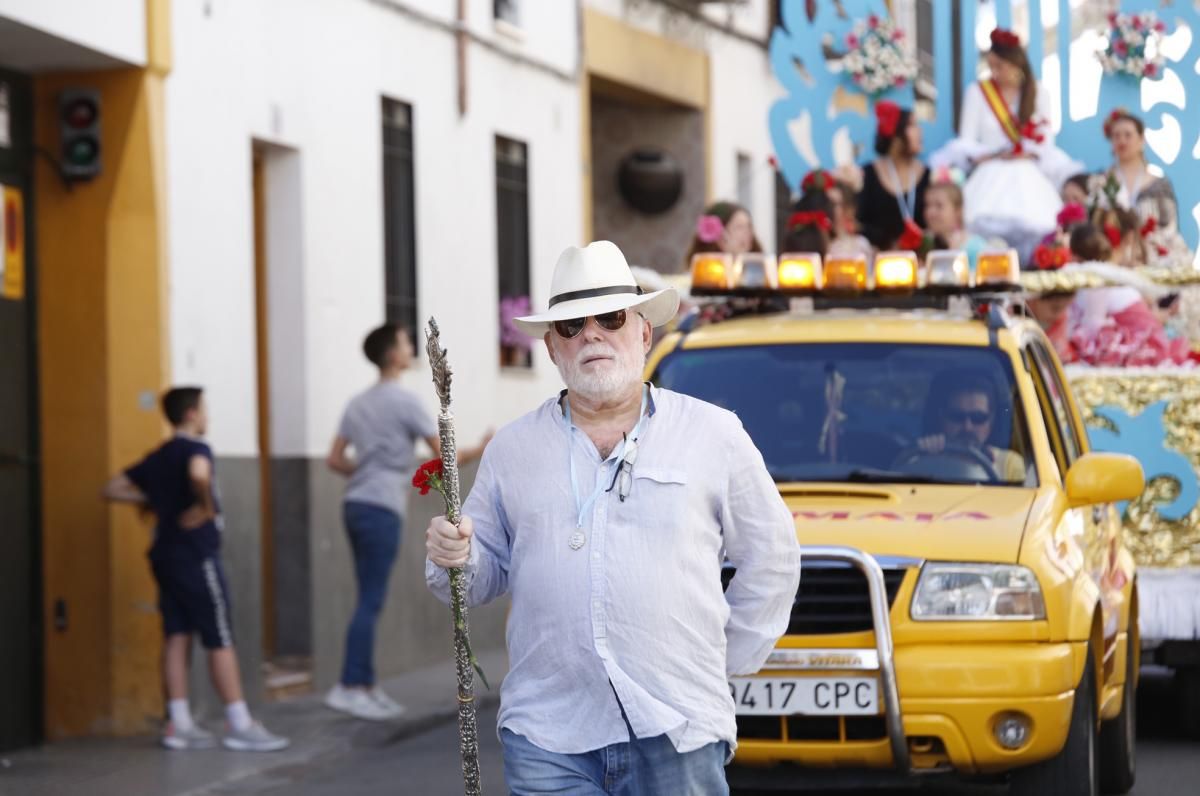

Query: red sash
left=979, top=80, right=1021, bottom=146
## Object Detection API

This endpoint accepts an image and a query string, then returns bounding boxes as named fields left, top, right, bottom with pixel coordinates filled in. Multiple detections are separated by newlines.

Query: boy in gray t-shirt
left=324, top=324, right=488, bottom=720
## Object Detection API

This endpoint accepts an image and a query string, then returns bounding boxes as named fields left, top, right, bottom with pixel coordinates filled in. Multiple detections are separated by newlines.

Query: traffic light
left=59, top=89, right=101, bottom=181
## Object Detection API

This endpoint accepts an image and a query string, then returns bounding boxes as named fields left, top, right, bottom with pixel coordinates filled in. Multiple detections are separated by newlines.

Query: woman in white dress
left=933, top=29, right=1082, bottom=264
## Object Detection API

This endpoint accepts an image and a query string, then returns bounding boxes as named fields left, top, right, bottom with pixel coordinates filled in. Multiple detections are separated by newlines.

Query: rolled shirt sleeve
left=719, top=419, right=802, bottom=676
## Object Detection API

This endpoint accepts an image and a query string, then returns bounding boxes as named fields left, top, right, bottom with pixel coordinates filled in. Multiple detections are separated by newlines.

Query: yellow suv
left=646, top=252, right=1144, bottom=795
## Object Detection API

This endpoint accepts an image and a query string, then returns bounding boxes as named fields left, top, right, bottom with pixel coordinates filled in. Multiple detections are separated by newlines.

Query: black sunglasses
left=552, top=309, right=628, bottom=340
left=947, top=409, right=991, bottom=426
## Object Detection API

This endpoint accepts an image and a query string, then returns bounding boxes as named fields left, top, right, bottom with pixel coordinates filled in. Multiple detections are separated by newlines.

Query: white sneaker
left=161, top=721, right=217, bottom=750
left=325, top=684, right=398, bottom=721
left=368, top=687, right=406, bottom=718
left=221, top=720, right=289, bottom=752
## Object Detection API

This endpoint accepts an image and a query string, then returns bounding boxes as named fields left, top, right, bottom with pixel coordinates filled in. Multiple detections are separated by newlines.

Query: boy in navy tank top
left=104, top=387, right=288, bottom=752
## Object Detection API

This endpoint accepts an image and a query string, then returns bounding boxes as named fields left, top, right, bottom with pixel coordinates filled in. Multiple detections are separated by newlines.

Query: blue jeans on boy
left=501, top=727, right=729, bottom=795
left=340, top=500, right=401, bottom=687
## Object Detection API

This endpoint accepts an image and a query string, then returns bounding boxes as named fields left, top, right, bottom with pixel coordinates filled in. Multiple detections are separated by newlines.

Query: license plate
left=729, top=676, right=879, bottom=716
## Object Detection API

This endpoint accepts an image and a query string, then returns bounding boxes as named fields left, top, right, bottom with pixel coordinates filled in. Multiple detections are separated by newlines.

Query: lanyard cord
left=884, top=158, right=918, bottom=222
left=565, top=385, right=649, bottom=529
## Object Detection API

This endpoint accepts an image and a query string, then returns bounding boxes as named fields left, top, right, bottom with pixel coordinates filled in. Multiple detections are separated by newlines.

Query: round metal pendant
left=568, top=530, right=586, bottom=550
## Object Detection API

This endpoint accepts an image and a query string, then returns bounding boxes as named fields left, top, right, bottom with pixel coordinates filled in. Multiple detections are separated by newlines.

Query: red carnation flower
left=1144, top=63, right=1158, bottom=77
left=1155, top=21, right=1166, bottom=33
left=868, top=14, right=879, bottom=29
left=897, top=220, right=925, bottom=250
left=788, top=210, right=832, bottom=233
left=1103, top=223, right=1123, bottom=248
left=1114, top=39, right=1129, bottom=56
left=846, top=33, right=859, bottom=48
left=1033, top=244, right=1069, bottom=271
left=801, top=169, right=834, bottom=193
left=412, top=459, right=444, bottom=496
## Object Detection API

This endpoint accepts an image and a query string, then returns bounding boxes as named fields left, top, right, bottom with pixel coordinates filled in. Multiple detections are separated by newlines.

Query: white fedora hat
left=514, top=241, right=680, bottom=337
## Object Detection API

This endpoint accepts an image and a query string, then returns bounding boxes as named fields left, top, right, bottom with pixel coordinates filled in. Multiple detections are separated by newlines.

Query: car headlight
left=911, top=563, right=1045, bottom=620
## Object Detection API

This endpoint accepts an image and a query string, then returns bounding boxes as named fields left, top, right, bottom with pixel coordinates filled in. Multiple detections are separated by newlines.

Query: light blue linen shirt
left=426, top=386, right=801, bottom=755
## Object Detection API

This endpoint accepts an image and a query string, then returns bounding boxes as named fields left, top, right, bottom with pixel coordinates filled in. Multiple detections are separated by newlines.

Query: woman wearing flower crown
left=857, top=102, right=930, bottom=250
left=932, top=28, right=1083, bottom=264
left=1101, top=108, right=1193, bottom=268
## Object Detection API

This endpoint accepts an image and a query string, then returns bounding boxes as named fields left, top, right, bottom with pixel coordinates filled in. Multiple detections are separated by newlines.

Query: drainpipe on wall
left=456, top=0, right=468, bottom=116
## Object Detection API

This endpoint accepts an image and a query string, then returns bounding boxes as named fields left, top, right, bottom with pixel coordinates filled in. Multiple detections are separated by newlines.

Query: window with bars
left=494, top=0, right=520, bottom=26
left=382, top=98, right=418, bottom=347
left=496, top=135, right=532, bottom=368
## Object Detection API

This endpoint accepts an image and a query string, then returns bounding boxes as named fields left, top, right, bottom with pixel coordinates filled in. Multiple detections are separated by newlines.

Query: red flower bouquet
left=412, top=458, right=445, bottom=497
left=1032, top=243, right=1070, bottom=271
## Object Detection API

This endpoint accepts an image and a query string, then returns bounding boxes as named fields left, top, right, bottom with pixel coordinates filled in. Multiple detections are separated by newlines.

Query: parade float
left=768, top=0, right=1200, bottom=730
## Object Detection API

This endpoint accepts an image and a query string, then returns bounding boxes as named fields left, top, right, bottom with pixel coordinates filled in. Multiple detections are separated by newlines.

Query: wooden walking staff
left=425, top=317, right=485, bottom=796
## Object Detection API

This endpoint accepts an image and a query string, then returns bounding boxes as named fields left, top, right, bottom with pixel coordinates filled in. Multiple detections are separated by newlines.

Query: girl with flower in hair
left=857, top=101, right=930, bottom=251
left=799, top=169, right=872, bottom=258
left=683, top=200, right=762, bottom=271
left=931, top=28, right=1083, bottom=264
left=784, top=189, right=836, bottom=258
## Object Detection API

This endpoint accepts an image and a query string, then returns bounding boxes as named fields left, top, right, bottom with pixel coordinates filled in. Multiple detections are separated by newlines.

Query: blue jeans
left=501, top=728, right=729, bottom=795
left=339, top=501, right=401, bottom=687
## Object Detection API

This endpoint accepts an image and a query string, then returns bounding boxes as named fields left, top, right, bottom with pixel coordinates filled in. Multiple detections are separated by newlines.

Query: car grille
left=788, top=562, right=907, bottom=635
left=722, top=562, right=908, bottom=635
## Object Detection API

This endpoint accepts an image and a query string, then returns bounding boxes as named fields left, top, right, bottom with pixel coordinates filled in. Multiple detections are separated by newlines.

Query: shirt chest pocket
left=614, top=466, right=692, bottom=536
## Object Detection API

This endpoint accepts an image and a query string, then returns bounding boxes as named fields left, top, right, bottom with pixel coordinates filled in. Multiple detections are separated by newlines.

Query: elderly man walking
left=425, top=241, right=800, bottom=795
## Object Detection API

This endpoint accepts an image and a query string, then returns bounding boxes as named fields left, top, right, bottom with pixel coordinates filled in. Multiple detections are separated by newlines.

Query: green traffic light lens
left=64, top=138, right=98, bottom=165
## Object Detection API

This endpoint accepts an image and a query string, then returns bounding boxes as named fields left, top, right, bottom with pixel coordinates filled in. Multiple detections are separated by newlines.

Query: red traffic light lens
left=64, top=99, right=98, bottom=129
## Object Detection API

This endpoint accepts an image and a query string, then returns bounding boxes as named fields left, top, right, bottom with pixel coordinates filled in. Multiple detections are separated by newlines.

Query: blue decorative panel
left=768, top=0, right=1200, bottom=250
left=1087, top=401, right=1200, bottom=520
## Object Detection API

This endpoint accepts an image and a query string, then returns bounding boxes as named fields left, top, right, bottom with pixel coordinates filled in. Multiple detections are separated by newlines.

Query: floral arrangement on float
left=840, top=14, right=918, bottom=96
left=1096, top=11, right=1166, bottom=79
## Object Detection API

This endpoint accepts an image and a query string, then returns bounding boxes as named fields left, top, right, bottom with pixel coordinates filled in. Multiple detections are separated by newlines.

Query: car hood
left=782, top=483, right=1037, bottom=564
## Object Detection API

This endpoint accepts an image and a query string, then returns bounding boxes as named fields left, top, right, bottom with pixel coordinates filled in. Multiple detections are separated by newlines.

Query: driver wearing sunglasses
left=917, top=375, right=1025, bottom=482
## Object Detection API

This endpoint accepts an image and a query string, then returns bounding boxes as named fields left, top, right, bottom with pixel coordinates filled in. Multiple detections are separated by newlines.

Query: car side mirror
left=1065, top=453, right=1145, bottom=508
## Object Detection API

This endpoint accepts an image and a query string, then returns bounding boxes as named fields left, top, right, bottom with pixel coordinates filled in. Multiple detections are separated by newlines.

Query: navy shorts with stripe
left=151, top=554, right=235, bottom=649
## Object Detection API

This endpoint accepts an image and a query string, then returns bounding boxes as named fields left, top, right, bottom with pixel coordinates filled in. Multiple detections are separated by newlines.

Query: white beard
left=555, top=340, right=644, bottom=403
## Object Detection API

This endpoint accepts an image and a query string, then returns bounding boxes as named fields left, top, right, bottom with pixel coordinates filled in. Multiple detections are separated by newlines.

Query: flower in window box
left=499, top=294, right=533, bottom=351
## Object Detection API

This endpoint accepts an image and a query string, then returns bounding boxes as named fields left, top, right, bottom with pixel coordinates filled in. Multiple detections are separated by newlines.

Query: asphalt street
left=245, top=669, right=1199, bottom=795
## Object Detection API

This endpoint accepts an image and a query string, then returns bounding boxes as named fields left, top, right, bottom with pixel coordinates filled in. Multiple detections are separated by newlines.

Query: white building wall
left=167, top=0, right=582, bottom=457
left=0, top=0, right=146, bottom=66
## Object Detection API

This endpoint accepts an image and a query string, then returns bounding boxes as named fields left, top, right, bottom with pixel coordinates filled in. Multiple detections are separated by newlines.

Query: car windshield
left=652, top=342, right=1036, bottom=486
